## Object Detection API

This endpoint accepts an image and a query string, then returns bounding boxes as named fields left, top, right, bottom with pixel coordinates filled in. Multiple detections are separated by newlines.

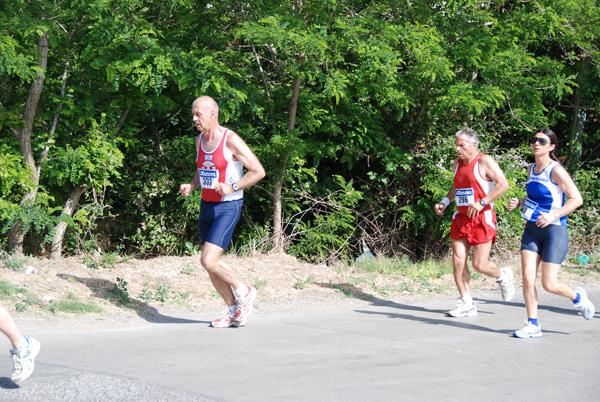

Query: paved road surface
left=1, top=291, right=598, bottom=401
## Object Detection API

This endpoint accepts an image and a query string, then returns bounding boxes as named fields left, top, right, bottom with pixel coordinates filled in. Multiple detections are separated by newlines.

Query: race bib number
left=198, top=168, right=219, bottom=189
left=455, top=188, right=475, bottom=207
left=521, top=198, right=538, bottom=220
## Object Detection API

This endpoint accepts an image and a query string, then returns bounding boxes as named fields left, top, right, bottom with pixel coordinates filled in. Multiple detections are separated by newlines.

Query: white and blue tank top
left=521, top=160, right=567, bottom=226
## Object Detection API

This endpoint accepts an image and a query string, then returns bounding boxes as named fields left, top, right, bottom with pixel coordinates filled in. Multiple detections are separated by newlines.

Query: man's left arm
left=215, top=132, right=265, bottom=196
left=467, top=155, right=510, bottom=218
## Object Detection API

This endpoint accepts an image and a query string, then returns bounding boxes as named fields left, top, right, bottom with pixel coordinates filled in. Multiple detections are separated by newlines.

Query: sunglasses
left=530, top=136, right=549, bottom=145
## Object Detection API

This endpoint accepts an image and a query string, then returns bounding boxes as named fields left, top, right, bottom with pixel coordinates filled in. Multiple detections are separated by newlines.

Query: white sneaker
left=447, top=299, right=477, bottom=317
left=234, top=285, right=257, bottom=324
left=513, top=320, right=542, bottom=338
left=498, top=267, right=515, bottom=302
left=574, top=287, right=595, bottom=320
left=210, top=310, right=237, bottom=328
left=10, top=336, right=41, bottom=383
left=232, top=318, right=247, bottom=328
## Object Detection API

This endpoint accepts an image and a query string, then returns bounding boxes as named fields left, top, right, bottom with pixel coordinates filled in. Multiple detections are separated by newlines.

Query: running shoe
left=574, top=287, right=595, bottom=320
left=210, top=310, right=237, bottom=328
left=513, top=320, right=542, bottom=338
left=234, top=285, right=257, bottom=323
left=232, top=318, right=247, bottom=328
left=498, top=267, right=516, bottom=302
left=10, top=336, right=41, bottom=383
left=447, top=299, right=477, bottom=317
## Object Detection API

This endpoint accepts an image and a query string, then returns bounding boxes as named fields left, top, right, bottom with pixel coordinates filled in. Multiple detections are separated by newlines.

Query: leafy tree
left=2, top=0, right=600, bottom=261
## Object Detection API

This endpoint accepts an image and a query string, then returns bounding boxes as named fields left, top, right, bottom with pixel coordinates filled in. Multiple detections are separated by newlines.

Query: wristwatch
left=232, top=183, right=239, bottom=192
left=479, top=199, right=487, bottom=207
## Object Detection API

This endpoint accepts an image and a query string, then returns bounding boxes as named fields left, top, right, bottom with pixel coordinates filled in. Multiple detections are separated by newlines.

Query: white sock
left=228, top=305, right=237, bottom=315
left=12, top=337, right=28, bottom=351
left=235, top=285, right=246, bottom=297
left=462, top=296, right=473, bottom=305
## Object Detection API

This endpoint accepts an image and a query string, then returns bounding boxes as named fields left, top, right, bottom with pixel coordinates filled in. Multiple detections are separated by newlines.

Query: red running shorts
left=450, top=209, right=497, bottom=245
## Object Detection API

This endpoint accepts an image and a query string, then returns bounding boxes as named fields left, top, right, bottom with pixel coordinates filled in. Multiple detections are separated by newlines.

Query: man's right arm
left=434, top=160, right=457, bottom=216
left=434, top=183, right=456, bottom=216
left=180, top=134, right=201, bottom=197
left=179, top=170, right=200, bottom=197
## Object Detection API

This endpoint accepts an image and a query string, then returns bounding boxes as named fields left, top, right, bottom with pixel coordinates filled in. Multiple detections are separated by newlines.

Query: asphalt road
left=1, top=290, right=598, bottom=402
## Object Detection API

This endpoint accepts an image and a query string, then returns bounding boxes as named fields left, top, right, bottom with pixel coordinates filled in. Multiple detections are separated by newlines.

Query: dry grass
left=1, top=251, right=598, bottom=318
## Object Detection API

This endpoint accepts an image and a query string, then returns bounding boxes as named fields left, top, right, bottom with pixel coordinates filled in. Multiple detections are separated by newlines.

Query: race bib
left=198, top=168, right=219, bottom=189
left=455, top=188, right=475, bottom=207
left=521, top=198, right=538, bottom=221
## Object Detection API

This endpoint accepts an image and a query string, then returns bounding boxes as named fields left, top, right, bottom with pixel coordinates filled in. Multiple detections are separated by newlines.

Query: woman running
left=508, top=128, right=595, bottom=338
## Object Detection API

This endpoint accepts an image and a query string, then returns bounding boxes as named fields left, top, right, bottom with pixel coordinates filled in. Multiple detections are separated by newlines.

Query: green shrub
left=43, top=294, right=104, bottom=314
left=0, top=252, right=28, bottom=271
left=0, top=280, right=26, bottom=298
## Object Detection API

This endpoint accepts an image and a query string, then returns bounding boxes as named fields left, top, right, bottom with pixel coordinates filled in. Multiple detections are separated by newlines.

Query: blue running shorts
left=198, top=199, right=243, bottom=249
left=520, top=221, right=569, bottom=264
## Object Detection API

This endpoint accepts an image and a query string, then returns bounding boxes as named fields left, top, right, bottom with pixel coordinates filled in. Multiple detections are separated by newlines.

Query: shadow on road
left=0, top=377, right=19, bottom=390
left=57, top=274, right=207, bottom=324
left=318, top=282, right=569, bottom=336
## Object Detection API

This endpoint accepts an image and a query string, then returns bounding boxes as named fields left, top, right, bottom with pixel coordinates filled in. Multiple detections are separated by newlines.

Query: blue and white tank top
left=521, top=160, right=567, bottom=226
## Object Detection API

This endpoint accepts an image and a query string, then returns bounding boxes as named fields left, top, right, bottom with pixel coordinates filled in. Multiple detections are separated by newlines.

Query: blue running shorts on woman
left=198, top=199, right=243, bottom=249
left=520, top=221, right=569, bottom=264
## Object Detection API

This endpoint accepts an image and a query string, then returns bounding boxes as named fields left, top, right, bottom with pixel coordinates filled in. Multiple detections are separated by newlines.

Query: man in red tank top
left=180, top=96, right=265, bottom=328
left=434, top=129, right=515, bottom=318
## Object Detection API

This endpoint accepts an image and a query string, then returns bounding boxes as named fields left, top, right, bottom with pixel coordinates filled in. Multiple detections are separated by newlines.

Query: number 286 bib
left=455, top=188, right=475, bottom=207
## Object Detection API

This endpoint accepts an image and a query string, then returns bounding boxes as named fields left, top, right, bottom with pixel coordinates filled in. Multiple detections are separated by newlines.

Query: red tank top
left=453, top=153, right=494, bottom=215
left=196, top=129, right=243, bottom=202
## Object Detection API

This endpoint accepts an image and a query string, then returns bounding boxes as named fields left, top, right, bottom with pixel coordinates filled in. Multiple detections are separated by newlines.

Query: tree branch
left=40, top=49, right=71, bottom=167
left=252, top=44, right=278, bottom=136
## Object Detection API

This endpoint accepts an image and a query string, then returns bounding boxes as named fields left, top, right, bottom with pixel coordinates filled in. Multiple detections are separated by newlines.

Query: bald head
left=192, top=96, right=221, bottom=132
left=193, top=96, right=219, bottom=117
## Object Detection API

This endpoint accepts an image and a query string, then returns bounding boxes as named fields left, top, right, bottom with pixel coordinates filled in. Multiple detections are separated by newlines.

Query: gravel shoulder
left=3, top=252, right=599, bottom=332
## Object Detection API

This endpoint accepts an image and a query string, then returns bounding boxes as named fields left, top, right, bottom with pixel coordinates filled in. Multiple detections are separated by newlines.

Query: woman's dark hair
left=535, top=128, right=558, bottom=161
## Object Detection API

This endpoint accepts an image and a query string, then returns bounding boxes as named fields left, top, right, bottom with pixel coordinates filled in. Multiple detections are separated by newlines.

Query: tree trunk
left=272, top=177, right=284, bottom=251
left=50, top=184, right=86, bottom=259
left=271, top=53, right=305, bottom=252
left=565, top=57, right=590, bottom=171
left=287, top=55, right=304, bottom=133
left=8, top=31, right=48, bottom=252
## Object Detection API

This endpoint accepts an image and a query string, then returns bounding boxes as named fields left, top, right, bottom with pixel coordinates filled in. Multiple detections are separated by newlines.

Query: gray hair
left=455, top=128, right=479, bottom=144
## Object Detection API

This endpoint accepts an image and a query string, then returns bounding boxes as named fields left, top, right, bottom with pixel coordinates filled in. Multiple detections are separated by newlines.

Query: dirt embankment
left=3, top=252, right=599, bottom=331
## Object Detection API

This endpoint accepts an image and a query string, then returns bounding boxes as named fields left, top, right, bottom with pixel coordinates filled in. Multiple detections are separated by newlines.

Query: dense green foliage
left=1, top=0, right=599, bottom=262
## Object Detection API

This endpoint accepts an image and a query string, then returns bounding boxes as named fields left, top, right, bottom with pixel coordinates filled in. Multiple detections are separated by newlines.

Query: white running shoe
left=498, top=267, right=516, bottom=302
left=232, top=318, right=247, bottom=328
left=574, top=287, right=595, bottom=320
left=447, top=299, right=477, bottom=317
left=234, top=285, right=257, bottom=324
left=513, top=320, right=542, bottom=338
left=10, top=336, right=41, bottom=383
left=210, top=310, right=237, bottom=328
